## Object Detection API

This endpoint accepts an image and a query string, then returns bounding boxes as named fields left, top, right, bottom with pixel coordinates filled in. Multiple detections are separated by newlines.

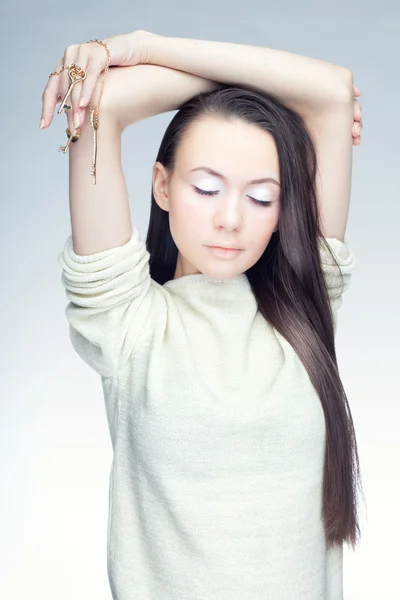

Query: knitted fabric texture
left=58, top=225, right=357, bottom=600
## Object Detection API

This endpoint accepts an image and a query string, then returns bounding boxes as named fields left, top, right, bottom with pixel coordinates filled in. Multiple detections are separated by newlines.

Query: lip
left=206, top=246, right=243, bottom=258
left=207, top=245, right=243, bottom=250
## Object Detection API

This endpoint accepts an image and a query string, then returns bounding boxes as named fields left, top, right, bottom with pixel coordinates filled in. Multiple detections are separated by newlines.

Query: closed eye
left=193, top=186, right=272, bottom=208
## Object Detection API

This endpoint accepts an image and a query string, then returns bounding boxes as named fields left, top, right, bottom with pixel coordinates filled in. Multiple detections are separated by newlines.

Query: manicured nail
left=74, top=113, right=80, bottom=129
left=40, top=118, right=45, bottom=129
left=79, top=97, right=85, bottom=108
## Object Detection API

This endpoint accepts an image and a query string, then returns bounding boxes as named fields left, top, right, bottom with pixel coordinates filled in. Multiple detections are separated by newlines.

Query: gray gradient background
left=2, top=1, right=399, bottom=598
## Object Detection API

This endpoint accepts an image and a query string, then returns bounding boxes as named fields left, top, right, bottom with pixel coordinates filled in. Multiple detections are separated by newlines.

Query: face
left=152, top=115, right=281, bottom=280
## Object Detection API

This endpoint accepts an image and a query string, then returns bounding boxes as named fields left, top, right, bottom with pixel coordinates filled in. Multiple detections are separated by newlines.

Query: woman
left=42, top=30, right=364, bottom=600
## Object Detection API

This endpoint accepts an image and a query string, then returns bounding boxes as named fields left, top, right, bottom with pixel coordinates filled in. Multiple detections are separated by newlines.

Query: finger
left=79, top=48, right=108, bottom=109
left=70, top=48, right=89, bottom=131
left=59, top=45, right=80, bottom=136
left=352, top=121, right=362, bottom=137
left=41, top=57, right=64, bottom=128
left=353, top=99, right=362, bottom=122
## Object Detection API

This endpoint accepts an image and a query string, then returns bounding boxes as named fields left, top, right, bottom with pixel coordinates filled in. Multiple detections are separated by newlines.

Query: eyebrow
left=189, top=166, right=281, bottom=187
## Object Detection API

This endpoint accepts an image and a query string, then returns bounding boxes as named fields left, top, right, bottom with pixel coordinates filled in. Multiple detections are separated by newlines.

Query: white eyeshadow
left=193, top=179, right=274, bottom=201
left=195, top=178, right=223, bottom=190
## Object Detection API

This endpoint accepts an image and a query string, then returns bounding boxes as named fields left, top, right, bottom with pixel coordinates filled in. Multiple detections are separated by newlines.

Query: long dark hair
left=145, top=85, right=364, bottom=550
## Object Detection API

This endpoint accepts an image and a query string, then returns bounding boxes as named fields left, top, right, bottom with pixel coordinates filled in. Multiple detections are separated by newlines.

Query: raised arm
left=56, top=63, right=219, bottom=378
left=140, top=31, right=353, bottom=117
left=68, top=100, right=130, bottom=256
left=139, top=31, right=359, bottom=241
left=102, top=63, right=219, bottom=131
left=69, top=64, right=218, bottom=256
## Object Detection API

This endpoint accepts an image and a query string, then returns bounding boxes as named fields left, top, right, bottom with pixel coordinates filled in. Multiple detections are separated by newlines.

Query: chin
left=198, top=265, right=241, bottom=279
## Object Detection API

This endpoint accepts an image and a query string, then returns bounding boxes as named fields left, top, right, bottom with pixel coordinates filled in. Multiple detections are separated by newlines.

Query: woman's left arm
left=141, top=31, right=363, bottom=242
left=141, top=31, right=353, bottom=116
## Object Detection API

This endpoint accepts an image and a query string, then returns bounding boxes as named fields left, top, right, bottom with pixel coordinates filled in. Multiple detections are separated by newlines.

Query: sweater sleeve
left=58, top=224, right=161, bottom=378
left=317, top=235, right=357, bottom=332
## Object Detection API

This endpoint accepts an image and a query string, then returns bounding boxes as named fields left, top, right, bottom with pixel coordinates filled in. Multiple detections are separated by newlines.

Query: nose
left=213, top=194, right=243, bottom=231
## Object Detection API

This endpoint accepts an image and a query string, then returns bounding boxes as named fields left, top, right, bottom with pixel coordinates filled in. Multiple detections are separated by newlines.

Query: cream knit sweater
left=58, top=224, right=356, bottom=600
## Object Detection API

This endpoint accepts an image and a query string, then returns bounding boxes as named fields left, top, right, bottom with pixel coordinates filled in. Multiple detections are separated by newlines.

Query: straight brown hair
left=145, top=85, right=364, bottom=550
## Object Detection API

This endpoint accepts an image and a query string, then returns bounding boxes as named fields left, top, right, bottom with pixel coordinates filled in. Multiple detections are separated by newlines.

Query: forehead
left=176, top=116, right=280, bottom=181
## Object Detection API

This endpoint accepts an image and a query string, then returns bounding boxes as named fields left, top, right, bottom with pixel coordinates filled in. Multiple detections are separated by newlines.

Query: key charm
left=58, top=63, right=87, bottom=114
left=90, top=109, right=99, bottom=184
left=58, top=128, right=81, bottom=154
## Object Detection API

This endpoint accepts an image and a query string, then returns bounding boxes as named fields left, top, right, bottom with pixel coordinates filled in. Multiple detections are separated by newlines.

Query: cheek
left=247, top=207, right=279, bottom=245
left=170, top=184, right=212, bottom=222
left=168, top=190, right=206, bottom=242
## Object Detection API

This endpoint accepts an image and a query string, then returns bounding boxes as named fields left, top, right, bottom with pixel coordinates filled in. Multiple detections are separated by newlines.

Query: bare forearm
left=143, top=32, right=354, bottom=117
left=68, top=103, right=132, bottom=256
left=102, top=64, right=220, bottom=130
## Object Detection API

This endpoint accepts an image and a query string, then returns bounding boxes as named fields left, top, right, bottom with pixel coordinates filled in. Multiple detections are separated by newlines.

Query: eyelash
left=193, top=186, right=272, bottom=207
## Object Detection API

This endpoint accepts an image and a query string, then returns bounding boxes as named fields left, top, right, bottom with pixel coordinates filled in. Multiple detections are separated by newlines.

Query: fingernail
left=79, top=97, right=85, bottom=108
left=74, top=113, right=80, bottom=129
left=40, top=118, right=45, bottom=129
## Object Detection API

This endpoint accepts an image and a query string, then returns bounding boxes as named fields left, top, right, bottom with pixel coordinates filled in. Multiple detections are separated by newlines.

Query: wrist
left=134, top=29, right=167, bottom=66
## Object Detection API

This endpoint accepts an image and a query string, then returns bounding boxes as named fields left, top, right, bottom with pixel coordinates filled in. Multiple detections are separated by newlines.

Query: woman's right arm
left=70, top=64, right=219, bottom=256
left=103, top=63, right=220, bottom=131
left=58, top=64, right=218, bottom=378
left=68, top=96, right=131, bottom=256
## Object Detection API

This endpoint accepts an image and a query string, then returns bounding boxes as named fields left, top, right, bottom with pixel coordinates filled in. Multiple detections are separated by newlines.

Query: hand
left=352, top=84, right=363, bottom=146
left=40, top=30, right=152, bottom=133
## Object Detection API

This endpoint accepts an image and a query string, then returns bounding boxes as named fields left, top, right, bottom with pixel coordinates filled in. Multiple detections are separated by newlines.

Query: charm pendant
left=90, top=109, right=99, bottom=185
left=58, top=63, right=87, bottom=114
